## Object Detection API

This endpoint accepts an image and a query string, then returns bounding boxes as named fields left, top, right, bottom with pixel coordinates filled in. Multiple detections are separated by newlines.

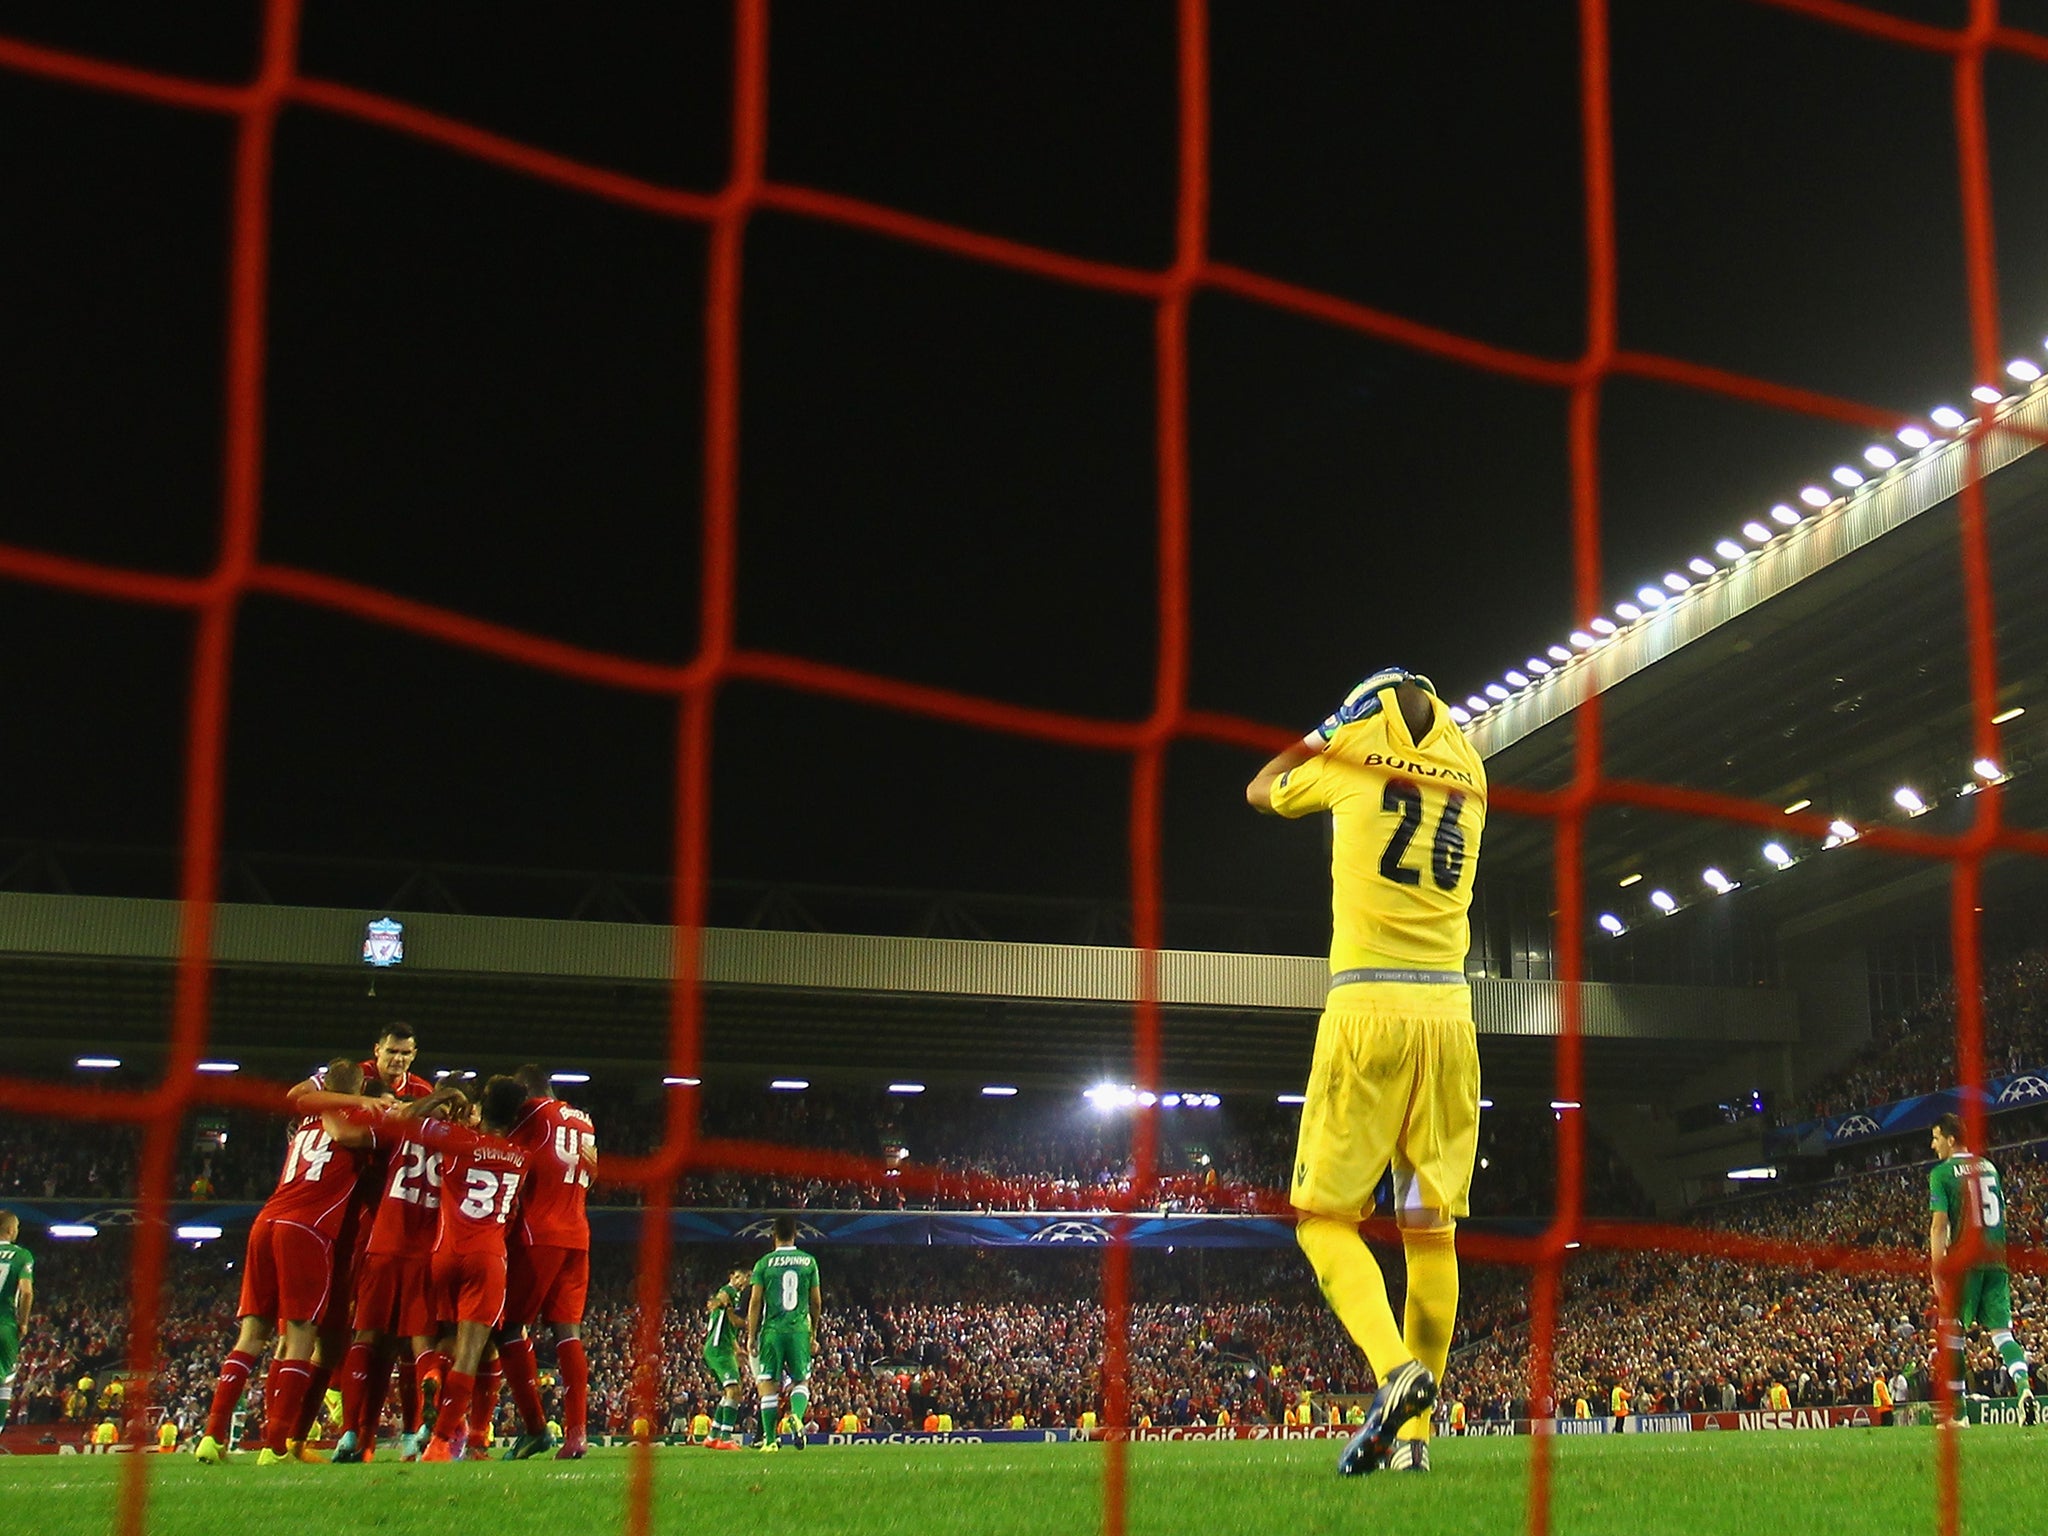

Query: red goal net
left=0, top=4, right=2043, bottom=1535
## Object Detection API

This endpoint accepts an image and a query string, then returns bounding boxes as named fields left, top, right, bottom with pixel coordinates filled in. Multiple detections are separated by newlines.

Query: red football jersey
left=261, top=1113, right=371, bottom=1239
left=365, top=1114, right=446, bottom=1258
left=412, top=1120, right=528, bottom=1256
left=508, top=1096, right=595, bottom=1250
left=351, top=1064, right=437, bottom=1230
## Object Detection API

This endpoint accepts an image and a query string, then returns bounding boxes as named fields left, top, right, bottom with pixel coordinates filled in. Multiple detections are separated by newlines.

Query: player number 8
left=781, top=1269, right=800, bottom=1312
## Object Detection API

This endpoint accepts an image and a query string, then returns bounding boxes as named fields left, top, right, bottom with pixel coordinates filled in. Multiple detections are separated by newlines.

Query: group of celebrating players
left=192, top=1025, right=599, bottom=1464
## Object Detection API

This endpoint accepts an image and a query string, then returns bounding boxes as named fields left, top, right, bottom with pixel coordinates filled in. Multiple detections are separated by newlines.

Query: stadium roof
left=0, top=892, right=1790, bottom=1103
left=1466, top=386, right=2048, bottom=947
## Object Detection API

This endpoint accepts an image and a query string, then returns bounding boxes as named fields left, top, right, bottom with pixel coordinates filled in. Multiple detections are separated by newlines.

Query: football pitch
left=7, top=1432, right=2047, bottom=1536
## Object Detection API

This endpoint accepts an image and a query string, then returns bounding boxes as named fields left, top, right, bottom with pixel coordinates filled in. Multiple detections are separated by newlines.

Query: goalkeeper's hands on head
left=1308, top=667, right=1434, bottom=749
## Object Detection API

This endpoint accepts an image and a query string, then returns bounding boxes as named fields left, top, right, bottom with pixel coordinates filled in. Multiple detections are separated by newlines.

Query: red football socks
left=468, top=1360, right=502, bottom=1446
left=556, top=1338, right=588, bottom=1442
left=292, top=1362, right=332, bottom=1444
left=432, top=1370, right=476, bottom=1445
left=264, top=1361, right=314, bottom=1455
left=499, top=1337, right=545, bottom=1434
left=395, top=1348, right=420, bottom=1433
left=204, top=1348, right=257, bottom=1444
left=339, top=1341, right=373, bottom=1437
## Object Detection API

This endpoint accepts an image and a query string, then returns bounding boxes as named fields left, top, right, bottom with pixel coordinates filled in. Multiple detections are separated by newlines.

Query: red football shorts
left=354, top=1251, right=435, bottom=1338
left=505, top=1244, right=590, bottom=1327
left=432, top=1249, right=508, bottom=1328
left=236, top=1215, right=333, bottom=1324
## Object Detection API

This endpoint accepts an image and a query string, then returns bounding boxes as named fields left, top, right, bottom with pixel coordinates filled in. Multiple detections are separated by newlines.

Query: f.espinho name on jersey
left=760, top=1252, right=809, bottom=1270
left=1357, top=753, right=1478, bottom=788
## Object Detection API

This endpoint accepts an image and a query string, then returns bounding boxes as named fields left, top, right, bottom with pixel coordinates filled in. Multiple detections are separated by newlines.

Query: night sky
left=4, top=1, right=2048, bottom=922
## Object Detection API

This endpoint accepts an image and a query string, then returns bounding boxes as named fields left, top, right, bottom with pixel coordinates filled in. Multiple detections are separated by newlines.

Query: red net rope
left=1, top=2, right=2046, bottom=1533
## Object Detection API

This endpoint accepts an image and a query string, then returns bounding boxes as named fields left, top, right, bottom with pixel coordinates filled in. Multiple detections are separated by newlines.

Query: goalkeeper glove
left=1309, top=667, right=1435, bottom=747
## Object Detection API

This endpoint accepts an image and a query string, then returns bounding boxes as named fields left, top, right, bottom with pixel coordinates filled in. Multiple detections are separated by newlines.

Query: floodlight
left=664, top=1076, right=702, bottom=1086
left=1485, top=683, right=1510, bottom=700
left=1714, top=540, right=1744, bottom=561
left=1688, top=558, right=1716, bottom=576
left=770, top=1079, right=809, bottom=1091
left=1505, top=670, right=1529, bottom=688
left=1662, top=573, right=1690, bottom=592
left=1893, top=787, right=1926, bottom=815
left=196, top=1062, right=239, bottom=1074
left=2011, top=360, right=2043, bottom=382
left=550, top=1072, right=590, bottom=1084
left=1611, top=605, right=1640, bottom=623
left=1783, top=798, right=1811, bottom=814
left=1974, top=759, right=2002, bottom=780
left=75, top=1057, right=121, bottom=1070
left=1972, top=384, right=2004, bottom=404
left=1897, top=426, right=1931, bottom=449
left=1526, top=656, right=1553, bottom=674
left=1992, top=706, right=2025, bottom=724
left=1743, top=521, right=1773, bottom=542
left=1930, top=406, right=1966, bottom=429
left=982, top=1085, right=1018, bottom=1097
left=1702, top=868, right=1733, bottom=893
left=1277, top=1094, right=1306, bottom=1105
left=1770, top=504, right=1801, bottom=525
left=1448, top=705, right=1472, bottom=724
left=1649, top=889, right=1676, bottom=913
left=1589, top=617, right=1617, bottom=636
left=887, top=1082, right=925, bottom=1094
left=1568, top=632, right=1594, bottom=649
left=1863, top=446, right=1897, bottom=469
left=1831, top=466, right=1864, bottom=488
left=1597, top=913, right=1624, bottom=935
left=1635, top=587, right=1666, bottom=609
left=1797, top=488, right=1830, bottom=509
left=1618, top=873, right=1642, bottom=887
left=1547, top=645, right=1572, bottom=661
left=48, top=1225, right=98, bottom=1239
left=1828, top=819, right=1857, bottom=841
left=176, top=1225, right=223, bottom=1241
left=1762, top=843, right=1792, bottom=868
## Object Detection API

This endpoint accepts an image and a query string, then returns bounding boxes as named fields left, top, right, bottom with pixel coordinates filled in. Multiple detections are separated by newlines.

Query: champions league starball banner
left=1768, top=1064, right=2048, bottom=1155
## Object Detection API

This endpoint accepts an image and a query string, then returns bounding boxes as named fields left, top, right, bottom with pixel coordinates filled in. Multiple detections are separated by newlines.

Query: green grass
left=7, top=1430, right=2048, bottom=1536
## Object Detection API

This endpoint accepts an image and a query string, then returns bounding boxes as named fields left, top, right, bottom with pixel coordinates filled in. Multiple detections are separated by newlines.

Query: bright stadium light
left=1448, top=705, right=1471, bottom=724
left=1662, top=573, right=1690, bottom=592
left=1526, top=656, right=1553, bottom=674
left=1589, top=616, right=1617, bottom=636
left=1136, top=1091, right=1157, bottom=1107
left=1897, top=425, right=1932, bottom=449
left=549, top=1072, right=590, bottom=1085
left=663, top=1076, right=702, bottom=1086
left=1726, top=1167, right=1778, bottom=1181
left=1635, top=586, right=1667, bottom=609
left=1611, top=604, right=1641, bottom=623
left=1863, top=446, right=1897, bottom=469
left=48, top=1224, right=98, bottom=1240
left=75, top=1057, right=121, bottom=1070
left=1828, top=819, right=1858, bottom=842
left=1930, top=405, right=1967, bottom=430
left=1485, top=682, right=1510, bottom=700
left=1546, top=645, right=1572, bottom=662
left=1277, top=1093, right=1306, bottom=1105
left=1505, top=670, right=1530, bottom=688
left=982, top=1085, right=1018, bottom=1097
left=1161, top=1094, right=1181, bottom=1108
left=1783, top=798, right=1811, bottom=814
left=1618, top=873, right=1642, bottom=887
left=1650, top=889, right=1677, bottom=913
left=1687, top=557, right=1716, bottom=577
left=1702, top=868, right=1734, bottom=894
left=1972, top=384, right=2004, bottom=403
left=1713, top=539, right=1744, bottom=561
left=1893, top=786, right=1927, bottom=815
left=1597, top=913, right=1625, bottom=935
left=1550, top=1100, right=1581, bottom=1111
left=1202, top=1093, right=1222, bottom=1108
left=1464, top=695, right=1489, bottom=713
left=1569, top=632, right=1595, bottom=649
left=1477, top=1098, right=1494, bottom=1109
left=176, top=1224, right=223, bottom=1241
left=770, top=1079, right=809, bottom=1091
left=1763, top=842, right=1793, bottom=868
left=1743, top=521, right=1773, bottom=541
left=1974, top=758, right=2003, bottom=780
left=1830, top=466, right=1864, bottom=488
left=196, top=1061, right=239, bottom=1074
left=2010, top=359, right=2043, bottom=382
left=1770, top=504, right=1801, bottom=526
left=887, top=1082, right=925, bottom=1094
left=1993, top=705, right=2026, bottom=724
left=1797, top=487, right=1830, bottom=509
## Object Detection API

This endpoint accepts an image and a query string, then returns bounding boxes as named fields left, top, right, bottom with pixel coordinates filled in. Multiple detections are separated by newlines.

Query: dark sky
left=4, top=1, right=2048, bottom=919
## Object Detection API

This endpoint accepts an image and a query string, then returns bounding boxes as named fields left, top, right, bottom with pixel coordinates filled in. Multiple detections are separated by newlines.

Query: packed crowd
left=0, top=1085, right=1650, bottom=1220
left=1446, top=1138, right=2048, bottom=1419
left=1788, top=944, right=2048, bottom=1123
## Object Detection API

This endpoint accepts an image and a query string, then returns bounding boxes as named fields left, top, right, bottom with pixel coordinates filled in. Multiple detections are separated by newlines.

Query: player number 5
left=1378, top=782, right=1467, bottom=891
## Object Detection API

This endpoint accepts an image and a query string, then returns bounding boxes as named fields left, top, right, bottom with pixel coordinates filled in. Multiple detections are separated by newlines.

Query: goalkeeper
left=1248, top=668, right=1486, bottom=1477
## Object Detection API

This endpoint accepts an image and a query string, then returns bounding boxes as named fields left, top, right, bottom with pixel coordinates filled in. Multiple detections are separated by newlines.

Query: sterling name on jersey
left=1269, top=690, right=1486, bottom=973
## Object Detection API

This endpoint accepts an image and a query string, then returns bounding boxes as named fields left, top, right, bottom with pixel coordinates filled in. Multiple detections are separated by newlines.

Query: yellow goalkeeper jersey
left=1268, top=690, right=1486, bottom=973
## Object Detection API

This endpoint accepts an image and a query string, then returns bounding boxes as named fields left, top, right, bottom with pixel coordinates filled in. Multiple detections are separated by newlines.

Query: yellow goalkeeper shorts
left=1289, top=980, right=1481, bottom=1223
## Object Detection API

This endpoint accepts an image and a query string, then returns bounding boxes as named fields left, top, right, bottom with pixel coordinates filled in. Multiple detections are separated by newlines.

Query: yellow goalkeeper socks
left=1397, top=1223, right=1459, bottom=1440
left=1296, top=1214, right=1409, bottom=1380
